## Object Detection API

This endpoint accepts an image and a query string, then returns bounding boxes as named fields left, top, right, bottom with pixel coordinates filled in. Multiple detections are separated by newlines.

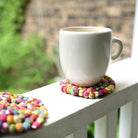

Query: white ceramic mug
left=59, top=26, right=123, bottom=86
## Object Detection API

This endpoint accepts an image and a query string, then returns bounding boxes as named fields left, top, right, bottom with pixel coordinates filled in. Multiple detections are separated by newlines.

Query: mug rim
left=60, top=26, right=112, bottom=34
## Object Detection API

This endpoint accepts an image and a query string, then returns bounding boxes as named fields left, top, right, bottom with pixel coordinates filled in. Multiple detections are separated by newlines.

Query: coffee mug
left=59, top=26, right=123, bottom=86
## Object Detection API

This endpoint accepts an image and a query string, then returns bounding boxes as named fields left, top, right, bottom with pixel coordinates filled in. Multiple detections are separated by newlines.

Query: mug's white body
left=59, top=27, right=112, bottom=86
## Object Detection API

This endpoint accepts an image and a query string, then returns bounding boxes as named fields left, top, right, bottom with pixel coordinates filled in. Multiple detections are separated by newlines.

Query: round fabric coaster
left=0, top=92, right=48, bottom=134
left=60, top=75, right=116, bottom=99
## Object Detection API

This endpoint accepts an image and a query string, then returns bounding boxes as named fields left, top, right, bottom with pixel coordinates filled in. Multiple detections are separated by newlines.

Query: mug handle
left=111, top=37, right=123, bottom=60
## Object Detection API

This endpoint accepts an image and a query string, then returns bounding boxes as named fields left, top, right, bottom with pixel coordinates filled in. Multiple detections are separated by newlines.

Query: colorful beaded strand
left=60, top=75, right=116, bottom=99
left=0, top=92, right=48, bottom=134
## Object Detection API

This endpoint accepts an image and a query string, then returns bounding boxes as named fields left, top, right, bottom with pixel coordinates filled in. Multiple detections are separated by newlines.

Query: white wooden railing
left=2, top=1, right=138, bottom=138
left=2, top=57, right=137, bottom=138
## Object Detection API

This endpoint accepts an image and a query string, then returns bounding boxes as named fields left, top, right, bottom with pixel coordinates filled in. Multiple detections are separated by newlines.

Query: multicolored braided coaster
left=60, top=75, right=116, bottom=99
left=0, top=92, right=48, bottom=134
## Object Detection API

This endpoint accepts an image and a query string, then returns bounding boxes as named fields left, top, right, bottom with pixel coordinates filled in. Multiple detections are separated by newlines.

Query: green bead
left=94, top=91, right=99, bottom=98
left=105, top=76, right=109, bottom=79
left=99, top=83, right=103, bottom=86
left=70, top=89, right=75, bottom=96
left=19, top=114, right=25, bottom=120
left=104, top=82, right=109, bottom=86
left=93, top=86, right=97, bottom=89
left=109, top=80, right=113, bottom=82
left=9, top=124, right=16, bottom=134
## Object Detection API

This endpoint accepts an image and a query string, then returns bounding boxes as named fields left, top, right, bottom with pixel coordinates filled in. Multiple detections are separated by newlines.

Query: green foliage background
left=0, top=0, right=58, bottom=92
left=0, top=1, right=98, bottom=137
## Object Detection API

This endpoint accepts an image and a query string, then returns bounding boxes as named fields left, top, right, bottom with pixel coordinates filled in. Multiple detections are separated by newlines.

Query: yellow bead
left=25, top=110, right=32, bottom=115
left=105, top=87, right=112, bottom=93
left=0, top=92, right=3, bottom=95
left=67, top=87, right=71, bottom=94
left=18, top=110, right=24, bottom=114
left=14, top=115, right=21, bottom=123
left=11, top=98, right=16, bottom=103
left=14, top=94, right=18, bottom=98
left=10, top=103, right=16, bottom=106
left=13, top=107, right=19, bottom=110
left=68, top=85, right=72, bottom=88
left=32, top=110, right=39, bottom=116
left=15, top=123, right=24, bottom=132
left=19, top=114, right=25, bottom=120
left=79, top=89, right=84, bottom=96
left=34, top=107, right=39, bottom=110
left=45, top=109, right=48, bottom=117
left=89, top=92, right=94, bottom=99
left=5, top=103, right=10, bottom=106
left=99, top=83, right=103, bottom=86
left=108, top=85, right=115, bottom=92
left=36, top=117, right=44, bottom=124
left=78, top=87, right=83, bottom=90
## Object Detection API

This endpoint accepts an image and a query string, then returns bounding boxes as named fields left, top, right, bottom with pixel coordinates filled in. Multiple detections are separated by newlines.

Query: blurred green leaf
left=87, top=123, right=94, bottom=138
left=0, top=0, right=58, bottom=91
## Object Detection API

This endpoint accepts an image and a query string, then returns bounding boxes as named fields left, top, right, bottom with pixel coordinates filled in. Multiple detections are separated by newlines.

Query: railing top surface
left=2, top=58, right=138, bottom=138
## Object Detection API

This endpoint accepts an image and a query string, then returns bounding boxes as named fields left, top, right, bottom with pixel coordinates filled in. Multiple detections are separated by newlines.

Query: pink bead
left=16, top=99, right=24, bottom=103
left=6, top=109, right=13, bottom=115
left=27, top=108, right=33, bottom=111
left=99, top=90, right=106, bottom=97
left=14, top=105, right=20, bottom=109
left=33, top=98, right=37, bottom=101
left=33, top=104, right=40, bottom=107
left=0, top=114, right=7, bottom=122
left=35, top=99, right=40, bottom=104
left=20, top=107, right=26, bottom=111
left=30, top=115, right=37, bottom=121
left=92, top=89, right=96, bottom=92
left=2, top=122, right=9, bottom=133
left=0, top=104, right=5, bottom=110
left=20, top=104, right=27, bottom=108
left=83, top=91, right=89, bottom=98
left=61, top=86, right=66, bottom=92
left=3, top=92, right=8, bottom=95
left=24, top=113, right=30, bottom=118
left=63, top=87, right=68, bottom=93
left=31, top=121, right=41, bottom=129
left=74, top=86, right=78, bottom=89
left=110, top=81, right=115, bottom=86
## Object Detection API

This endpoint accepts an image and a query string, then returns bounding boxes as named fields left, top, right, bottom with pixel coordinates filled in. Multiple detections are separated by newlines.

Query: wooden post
left=119, top=100, right=138, bottom=138
left=95, top=109, right=118, bottom=138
